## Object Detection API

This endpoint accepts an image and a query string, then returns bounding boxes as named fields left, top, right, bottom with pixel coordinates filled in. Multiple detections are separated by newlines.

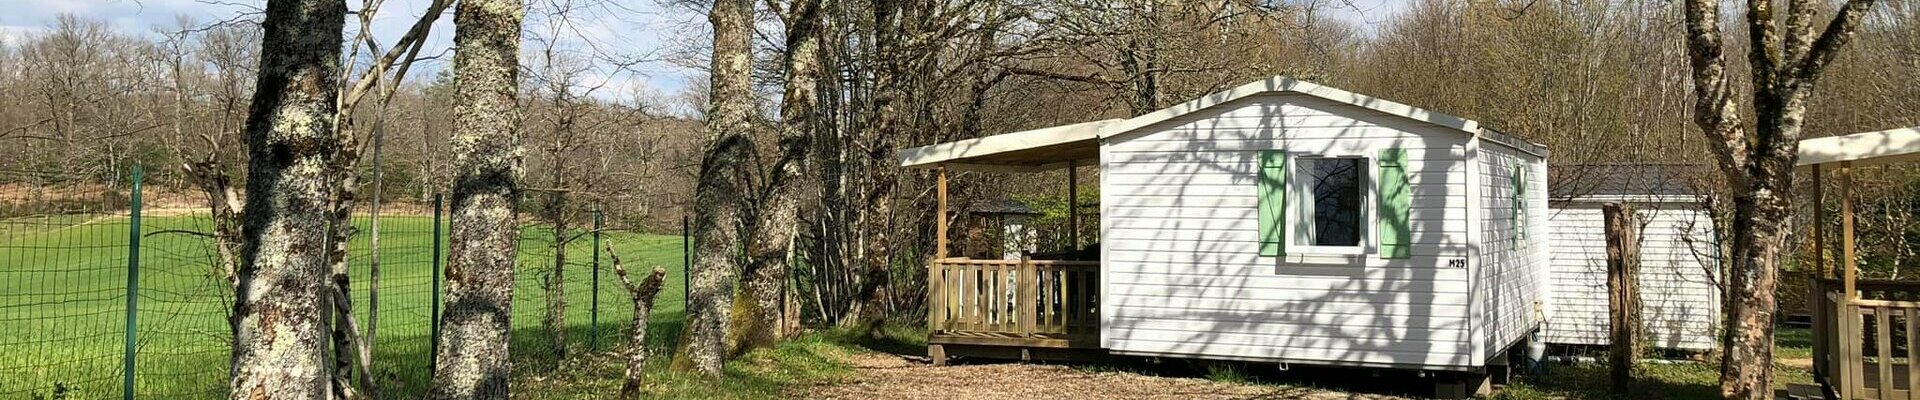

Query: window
left=1291, top=156, right=1368, bottom=250
left=1257, top=149, right=1408, bottom=259
left=1512, top=164, right=1528, bottom=245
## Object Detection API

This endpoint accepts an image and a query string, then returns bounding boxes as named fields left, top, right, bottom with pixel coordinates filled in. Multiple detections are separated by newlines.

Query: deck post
left=1841, top=163, right=1856, bottom=302
left=937, top=166, right=949, bottom=259
left=1067, top=160, right=1079, bottom=250
left=1810, top=165, right=1831, bottom=388
left=929, top=261, right=945, bottom=333
left=1019, top=256, right=1037, bottom=337
left=1813, top=164, right=1826, bottom=279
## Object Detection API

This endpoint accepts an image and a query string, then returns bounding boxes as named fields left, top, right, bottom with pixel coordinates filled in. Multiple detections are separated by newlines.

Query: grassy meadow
left=0, top=213, right=689, bottom=398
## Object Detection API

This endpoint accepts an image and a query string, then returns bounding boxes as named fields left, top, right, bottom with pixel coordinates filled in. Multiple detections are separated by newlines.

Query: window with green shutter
left=1512, top=164, right=1528, bottom=245
left=1258, top=150, right=1286, bottom=256
left=1376, top=149, right=1411, bottom=259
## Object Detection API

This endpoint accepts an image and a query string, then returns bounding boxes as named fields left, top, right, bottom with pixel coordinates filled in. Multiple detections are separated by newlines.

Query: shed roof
left=1797, top=126, right=1920, bottom=168
left=898, top=76, right=1550, bottom=169
left=1550, top=163, right=1704, bottom=203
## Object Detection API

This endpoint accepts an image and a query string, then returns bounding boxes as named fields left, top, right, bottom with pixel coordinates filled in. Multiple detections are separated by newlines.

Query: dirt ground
left=791, top=352, right=1411, bottom=400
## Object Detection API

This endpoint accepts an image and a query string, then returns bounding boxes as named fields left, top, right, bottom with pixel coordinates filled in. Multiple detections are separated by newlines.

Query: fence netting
left=0, top=171, right=686, bottom=399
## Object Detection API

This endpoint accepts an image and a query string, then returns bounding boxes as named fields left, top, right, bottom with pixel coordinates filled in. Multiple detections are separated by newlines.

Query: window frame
left=1285, top=153, right=1376, bottom=256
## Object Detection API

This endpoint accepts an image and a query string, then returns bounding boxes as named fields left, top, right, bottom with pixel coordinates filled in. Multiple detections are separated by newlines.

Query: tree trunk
left=673, top=0, right=754, bottom=376
left=845, top=0, right=904, bottom=332
left=431, top=0, right=524, bottom=398
left=608, top=243, right=667, bottom=400
left=1605, top=203, right=1641, bottom=394
left=729, top=0, right=824, bottom=355
left=547, top=190, right=569, bottom=360
left=228, top=0, right=345, bottom=399
left=1680, top=1, right=1876, bottom=398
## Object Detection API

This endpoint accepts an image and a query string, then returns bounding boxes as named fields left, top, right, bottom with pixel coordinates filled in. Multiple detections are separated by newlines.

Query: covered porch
left=900, top=120, right=1118, bottom=362
left=1804, top=127, right=1920, bottom=399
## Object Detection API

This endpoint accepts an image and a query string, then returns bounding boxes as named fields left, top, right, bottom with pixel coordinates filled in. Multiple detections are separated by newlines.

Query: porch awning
left=898, top=119, right=1121, bottom=171
left=1797, top=126, right=1920, bottom=168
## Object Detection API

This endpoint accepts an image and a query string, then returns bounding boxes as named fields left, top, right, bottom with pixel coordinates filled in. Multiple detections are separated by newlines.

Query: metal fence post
left=122, top=166, right=142, bottom=400
left=589, top=206, right=602, bottom=351
left=429, top=193, right=444, bottom=375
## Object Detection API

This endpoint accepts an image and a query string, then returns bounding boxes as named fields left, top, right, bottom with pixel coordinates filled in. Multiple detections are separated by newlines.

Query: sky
left=0, top=0, right=1407, bottom=100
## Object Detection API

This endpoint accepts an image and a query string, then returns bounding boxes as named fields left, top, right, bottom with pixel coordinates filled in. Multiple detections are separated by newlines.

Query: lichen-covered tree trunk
left=846, top=0, right=904, bottom=331
left=227, top=0, right=345, bottom=399
left=728, top=0, right=823, bottom=355
left=1680, top=0, right=1876, bottom=398
left=672, top=0, right=754, bottom=376
left=608, top=243, right=666, bottom=400
left=430, top=0, right=524, bottom=398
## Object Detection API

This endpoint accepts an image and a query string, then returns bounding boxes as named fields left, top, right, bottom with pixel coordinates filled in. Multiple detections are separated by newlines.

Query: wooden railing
left=927, top=257, right=1099, bottom=337
left=1818, top=279, right=1920, bottom=399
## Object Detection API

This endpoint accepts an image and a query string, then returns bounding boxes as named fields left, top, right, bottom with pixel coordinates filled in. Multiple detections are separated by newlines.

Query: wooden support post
left=1067, top=160, right=1079, bottom=251
left=937, top=166, right=949, bottom=259
left=1018, top=256, right=1037, bottom=337
left=1841, top=164, right=1856, bottom=302
left=929, top=261, right=945, bottom=332
left=1604, top=202, right=1640, bottom=394
left=1810, top=164, right=1830, bottom=385
left=1813, top=164, right=1827, bottom=279
left=929, top=344, right=947, bottom=366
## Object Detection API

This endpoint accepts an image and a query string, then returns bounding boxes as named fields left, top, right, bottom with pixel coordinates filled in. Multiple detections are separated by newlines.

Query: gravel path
left=791, top=352, right=1411, bottom=400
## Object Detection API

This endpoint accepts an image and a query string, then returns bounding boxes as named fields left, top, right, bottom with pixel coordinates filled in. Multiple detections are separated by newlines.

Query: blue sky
left=0, top=0, right=1406, bottom=98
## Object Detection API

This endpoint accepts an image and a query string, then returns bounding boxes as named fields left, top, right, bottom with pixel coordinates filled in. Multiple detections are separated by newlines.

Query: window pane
left=1305, top=158, right=1363, bottom=246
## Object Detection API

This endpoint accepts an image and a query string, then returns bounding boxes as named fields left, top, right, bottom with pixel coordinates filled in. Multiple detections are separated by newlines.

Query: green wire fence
left=0, top=169, right=688, bottom=398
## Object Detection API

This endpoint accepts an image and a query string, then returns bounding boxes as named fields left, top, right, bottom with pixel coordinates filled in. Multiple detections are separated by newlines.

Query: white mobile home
left=903, top=77, right=1550, bottom=395
left=1542, top=164, right=1721, bottom=351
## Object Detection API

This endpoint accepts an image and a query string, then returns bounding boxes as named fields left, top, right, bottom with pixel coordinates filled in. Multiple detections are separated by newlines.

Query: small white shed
left=903, top=77, right=1553, bottom=384
left=1541, top=164, right=1721, bottom=351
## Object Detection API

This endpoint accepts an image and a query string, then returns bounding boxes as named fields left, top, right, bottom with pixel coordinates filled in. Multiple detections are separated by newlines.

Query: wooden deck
left=926, top=257, right=1101, bottom=363
left=1815, top=278, right=1920, bottom=399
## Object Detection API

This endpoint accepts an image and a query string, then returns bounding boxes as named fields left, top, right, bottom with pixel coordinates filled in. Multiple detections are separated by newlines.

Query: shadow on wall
left=1099, top=92, right=1491, bottom=371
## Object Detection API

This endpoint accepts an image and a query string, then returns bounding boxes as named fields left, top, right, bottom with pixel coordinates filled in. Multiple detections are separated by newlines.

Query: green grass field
left=0, top=213, right=689, bottom=398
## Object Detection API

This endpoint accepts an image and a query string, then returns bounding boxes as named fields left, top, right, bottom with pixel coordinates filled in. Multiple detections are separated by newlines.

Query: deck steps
left=1777, top=383, right=1824, bottom=400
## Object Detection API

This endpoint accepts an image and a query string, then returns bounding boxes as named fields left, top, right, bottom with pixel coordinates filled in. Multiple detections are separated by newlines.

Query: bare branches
left=1682, top=0, right=1750, bottom=177
left=1794, top=0, right=1879, bottom=88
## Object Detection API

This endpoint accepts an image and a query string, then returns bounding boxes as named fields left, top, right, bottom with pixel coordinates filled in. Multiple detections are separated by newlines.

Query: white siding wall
left=1099, top=93, right=1480, bottom=369
left=1544, top=203, right=1720, bottom=350
left=1472, top=144, right=1551, bottom=359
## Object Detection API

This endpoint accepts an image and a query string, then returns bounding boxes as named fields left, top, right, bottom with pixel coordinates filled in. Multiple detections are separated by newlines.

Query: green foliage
left=1202, top=362, right=1249, bottom=384
left=1012, top=185, right=1099, bottom=251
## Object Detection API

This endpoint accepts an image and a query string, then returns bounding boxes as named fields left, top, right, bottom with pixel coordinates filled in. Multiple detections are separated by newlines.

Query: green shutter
left=1377, top=149, right=1412, bottom=259
left=1513, top=164, right=1528, bottom=242
left=1258, top=151, right=1286, bottom=256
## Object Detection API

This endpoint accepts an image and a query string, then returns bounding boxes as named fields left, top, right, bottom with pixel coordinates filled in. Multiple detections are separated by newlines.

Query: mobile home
left=902, top=77, right=1551, bottom=395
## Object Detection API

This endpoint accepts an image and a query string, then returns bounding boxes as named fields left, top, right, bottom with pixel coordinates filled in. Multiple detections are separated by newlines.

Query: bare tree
left=674, top=0, right=755, bottom=376
left=730, top=0, right=824, bottom=354
left=227, top=0, right=346, bottom=398
left=607, top=243, right=667, bottom=400
left=1681, top=0, right=1880, bottom=398
left=430, top=0, right=525, bottom=398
